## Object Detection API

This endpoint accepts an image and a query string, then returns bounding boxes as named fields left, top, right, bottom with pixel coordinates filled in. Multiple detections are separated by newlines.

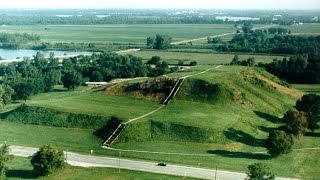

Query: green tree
left=0, top=86, right=5, bottom=108
left=266, top=130, right=294, bottom=158
left=0, top=144, right=12, bottom=180
left=231, top=54, right=240, bottom=65
left=147, top=56, right=161, bottom=64
left=90, top=71, right=103, bottom=82
left=13, top=82, right=35, bottom=101
left=296, top=94, right=320, bottom=131
left=61, top=70, right=82, bottom=90
left=246, top=162, right=275, bottom=180
left=2, top=85, right=15, bottom=105
left=44, top=70, right=62, bottom=92
left=283, top=108, right=308, bottom=137
left=247, top=57, right=256, bottom=67
left=146, top=36, right=155, bottom=48
left=242, top=22, right=253, bottom=34
left=31, top=145, right=65, bottom=176
left=154, top=34, right=172, bottom=50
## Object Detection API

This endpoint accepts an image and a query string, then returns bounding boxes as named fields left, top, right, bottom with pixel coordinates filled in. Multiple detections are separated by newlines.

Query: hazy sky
left=1, top=0, right=320, bottom=9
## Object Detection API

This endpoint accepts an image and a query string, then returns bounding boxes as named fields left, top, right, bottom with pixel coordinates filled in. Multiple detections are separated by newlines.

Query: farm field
left=0, top=24, right=237, bottom=44
left=123, top=50, right=286, bottom=65
left=284, top=23, right=320, bottom=35
left=6, top=157, right=197, bottom=180
left=292, top=84, right=320, bottom=95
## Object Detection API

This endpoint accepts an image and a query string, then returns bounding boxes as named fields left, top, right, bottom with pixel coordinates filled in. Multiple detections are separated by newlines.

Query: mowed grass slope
left=114, top=66, right=320, bottom=178
left=27, top=86, right=161, bottom=120
left=0, top=24, right=236, bottom=44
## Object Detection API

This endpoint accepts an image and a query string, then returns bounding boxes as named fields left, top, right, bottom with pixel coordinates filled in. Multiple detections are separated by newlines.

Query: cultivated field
left=0, top=24, right=237, bottom=44
left=123, top=50, right=286, bottom=65
left=285, top=23, right=320, bottom=35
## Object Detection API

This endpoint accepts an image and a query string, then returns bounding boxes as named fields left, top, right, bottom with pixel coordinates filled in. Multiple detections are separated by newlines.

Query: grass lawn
left=6, top=157, right=197, bottom=180
left=0, top=24, right=237, bottom=44
left=122, top=50, right=286, bottom=65
left=26, top=86, right=161, bottom=120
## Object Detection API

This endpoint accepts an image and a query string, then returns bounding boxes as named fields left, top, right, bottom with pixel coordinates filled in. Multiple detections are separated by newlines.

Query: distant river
left=0, top=49, right=92, bottom=60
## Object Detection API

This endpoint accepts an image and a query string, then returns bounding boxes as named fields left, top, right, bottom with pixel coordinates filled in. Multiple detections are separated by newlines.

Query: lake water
left=0, top=49, right=92, bottom=60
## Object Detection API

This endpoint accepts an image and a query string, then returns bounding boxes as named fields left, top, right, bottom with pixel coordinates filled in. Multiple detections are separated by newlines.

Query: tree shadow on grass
left=6, top=170, right=36, bottom=179
left=224, top=128, right=265, bottom=147
left=258, top=126, right=278, bottom=133
left=207, top=150, right=270, bottom=160
left=254, top=111, right=282, bottom=124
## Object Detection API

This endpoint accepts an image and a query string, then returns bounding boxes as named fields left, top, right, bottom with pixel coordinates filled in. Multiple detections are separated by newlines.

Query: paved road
left=7, top=145, right=296, bottom=180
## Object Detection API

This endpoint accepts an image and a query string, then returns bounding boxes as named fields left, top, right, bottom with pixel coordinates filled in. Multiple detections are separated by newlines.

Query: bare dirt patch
left=258, top=75, right=303, bottom=99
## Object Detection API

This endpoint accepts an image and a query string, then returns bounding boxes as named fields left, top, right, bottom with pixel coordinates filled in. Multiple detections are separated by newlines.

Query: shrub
left=31, top=145, right=65, bottom=176
left=246, top=162, right=275, bottom=180
left=265, top=130, right=294, bottom=158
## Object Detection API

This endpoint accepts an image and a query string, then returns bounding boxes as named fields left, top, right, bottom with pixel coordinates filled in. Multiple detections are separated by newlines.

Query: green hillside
left=0, top=65, right=318, bottom=178
left=111, top=66, right=319, bottom=178
left=117, top=66, right=299, bottom=144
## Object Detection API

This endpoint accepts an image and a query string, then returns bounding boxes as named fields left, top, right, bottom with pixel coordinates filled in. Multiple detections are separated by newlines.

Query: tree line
left=216, top=26, right=319, bottom=55
left=0, top=52, right=176, bottom=103
left=0, top=32, right=40, bottom=49
left=1, top=9, right=318, bottom=25
left=258, top=53, right=320, bottom=84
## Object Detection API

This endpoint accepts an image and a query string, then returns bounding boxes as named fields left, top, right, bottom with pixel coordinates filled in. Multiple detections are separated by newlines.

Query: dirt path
left=125, top=105, right=165, bottom=124
left=116, top=48, right=141, bottom=54
left=258, top=75, right=303, bottom=99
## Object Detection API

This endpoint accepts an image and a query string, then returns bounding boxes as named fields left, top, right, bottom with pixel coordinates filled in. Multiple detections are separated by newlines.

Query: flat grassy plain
left=123, top=50, right=285, bottom=65
left=0, top=24, right=236, bottom=44
left=285, top=23, right=320, bottom=35
left=6, top=157, right=197, bottom=180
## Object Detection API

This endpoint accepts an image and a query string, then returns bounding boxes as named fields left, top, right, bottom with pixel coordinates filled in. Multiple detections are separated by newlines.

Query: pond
left=0, top=49, right=92, bottom=60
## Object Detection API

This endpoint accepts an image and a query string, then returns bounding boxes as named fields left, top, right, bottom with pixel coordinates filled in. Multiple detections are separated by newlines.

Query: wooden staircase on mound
left=162, top=78, right=184, bottom=105
left=103, top=123, right=126, bottom=147
left=103, top=78, right=185, bottom=147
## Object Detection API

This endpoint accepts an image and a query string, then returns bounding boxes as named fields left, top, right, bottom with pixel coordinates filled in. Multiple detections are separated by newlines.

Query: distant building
left=85, top=82, right=108, bottom=87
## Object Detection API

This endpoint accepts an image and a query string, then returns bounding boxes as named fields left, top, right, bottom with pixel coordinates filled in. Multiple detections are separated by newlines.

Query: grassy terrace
left=26, top=86, right=161, bottom=120
left=0, top=24, right=237, bottom=44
